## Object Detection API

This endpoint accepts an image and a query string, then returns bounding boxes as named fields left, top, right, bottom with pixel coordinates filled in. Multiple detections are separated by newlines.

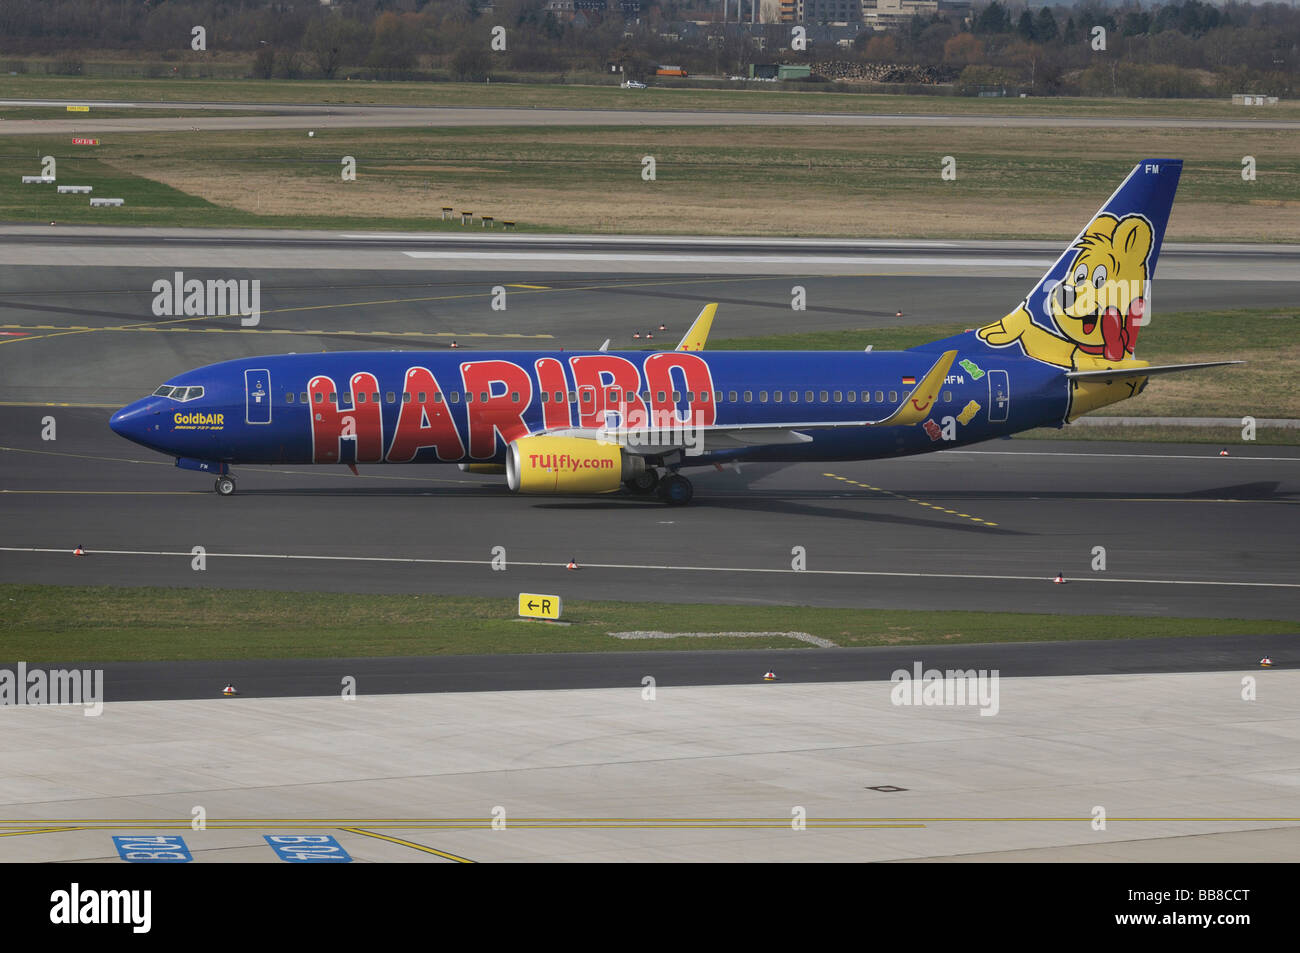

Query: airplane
left=110, top=158, right=1239, bottom=505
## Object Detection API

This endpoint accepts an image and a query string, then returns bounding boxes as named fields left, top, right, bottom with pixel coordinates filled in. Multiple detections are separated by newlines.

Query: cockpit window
left=153, top=385, right=204, bottom=402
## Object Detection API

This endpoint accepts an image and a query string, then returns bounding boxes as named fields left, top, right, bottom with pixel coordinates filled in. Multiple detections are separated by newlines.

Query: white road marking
left=2, top=546, right=1295, bottom=588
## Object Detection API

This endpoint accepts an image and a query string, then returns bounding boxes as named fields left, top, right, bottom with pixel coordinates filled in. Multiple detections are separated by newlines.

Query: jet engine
left=506, top=436, right=646, bottom=494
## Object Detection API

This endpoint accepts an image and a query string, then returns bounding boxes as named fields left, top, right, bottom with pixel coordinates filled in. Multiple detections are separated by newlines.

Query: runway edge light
left=518, top=592, right=563, bottom=621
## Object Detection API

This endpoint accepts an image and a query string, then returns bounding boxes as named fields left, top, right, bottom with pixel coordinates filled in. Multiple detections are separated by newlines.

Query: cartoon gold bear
left=978, top=213, right=1153, bottom=371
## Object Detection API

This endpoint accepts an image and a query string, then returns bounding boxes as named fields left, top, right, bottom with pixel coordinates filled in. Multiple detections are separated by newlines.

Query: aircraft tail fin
left=971, top=159, right=1183, bottom=368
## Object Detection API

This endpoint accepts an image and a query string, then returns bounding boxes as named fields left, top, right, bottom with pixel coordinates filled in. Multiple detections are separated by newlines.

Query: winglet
left=676, top=303, right=717, bottom=352
left=874, top=350, right=959, bottom=426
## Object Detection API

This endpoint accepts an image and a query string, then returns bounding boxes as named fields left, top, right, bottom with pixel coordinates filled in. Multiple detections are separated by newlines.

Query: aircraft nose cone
left=110, top=399, right=154, bottom=443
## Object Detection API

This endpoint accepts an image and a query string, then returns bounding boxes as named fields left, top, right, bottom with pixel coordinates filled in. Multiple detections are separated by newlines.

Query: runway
left=3, top=227, right=1300, bottom=279
left=2, top=407, right=1297, bottom=620
left=5, top=99, right=1300, bottom=135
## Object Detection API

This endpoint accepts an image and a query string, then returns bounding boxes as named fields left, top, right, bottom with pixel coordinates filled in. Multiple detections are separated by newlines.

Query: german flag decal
left=901, top=375, right=916, bottom=385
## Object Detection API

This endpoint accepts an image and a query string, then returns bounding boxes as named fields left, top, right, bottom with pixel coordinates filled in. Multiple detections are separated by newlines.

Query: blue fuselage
left=109, top=335, right=1069, bottom=469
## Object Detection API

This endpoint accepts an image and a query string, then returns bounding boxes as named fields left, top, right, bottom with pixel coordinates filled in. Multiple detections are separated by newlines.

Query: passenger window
left=745, top=391, right=754, bottom=402
left=672, top=391, right=681, bottom=401
left=417, top=392, right=427, bottom=402
left=329, top=393, right=337, bottom=403
left=343, top=393, right=352, bottom=404
left=875, top=391, right=884, bottom=402
left=568, top=391, right=577, bottom=402
left=287, top=392, right=295, bottom=403
left=818, top=391, right=827, bottom=402
left=402, top=393, right=411, bottom=403
left=757, top=391, right=765, bottom=402
left=356, top=392, right=365, bottom=402
left=465, top=392, right=474, bottom=403
left=541, top=392, right=549, bottom=403
left=581, top=391, right=592, bottom=404
left=773, top=391, right=783, bottom=403
left=656, top=391, right=665, bottom=402
left=833, top=391, right=842, bottom=402
left=847, top=391, right=856, bottom=403
left=789, top=391, right=798, bottom=403
left=714, top=391, right=723, bottom=403
left=700, top=391, right=710, bottom=403
left=386, top=392, right=395, bottom=403
left=511, top=391, right=520, bottom=403
left=314, top=392, right=323, bottom=404
left=481, top=392, right=488, bottom=403
left=450, top=392, right=460, bottom=403
left=943, top=390, right=952, bottom=402
left=434, top=393, right=443, bottom=403
left=888, top=391, right=898, bottom=402
left=729, top=391, right=738, bottom=402
left=640, top=392, right=650, bottom=402
left=301, top=392, right=308, bottom=404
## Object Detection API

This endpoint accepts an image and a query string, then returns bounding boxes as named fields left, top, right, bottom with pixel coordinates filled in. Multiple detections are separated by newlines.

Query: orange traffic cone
left=1053, top=572, right=1065, bottom=584
left=763, top=670, right=777, bottom=681
left=566, top=559, right=578, bottom=571
left=73, top=546, right=84, bottom=556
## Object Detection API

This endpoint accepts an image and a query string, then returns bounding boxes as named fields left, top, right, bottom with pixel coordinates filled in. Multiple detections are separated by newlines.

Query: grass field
left=2, top=584, right=1294, bottom=662
left=2, top=122, right=1297, bottom=238
left=6, top=75, right=1300, bottom=120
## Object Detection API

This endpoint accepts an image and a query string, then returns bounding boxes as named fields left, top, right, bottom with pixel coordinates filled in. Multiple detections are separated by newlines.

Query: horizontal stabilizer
left=1066, top=360, right=1244, bottom=380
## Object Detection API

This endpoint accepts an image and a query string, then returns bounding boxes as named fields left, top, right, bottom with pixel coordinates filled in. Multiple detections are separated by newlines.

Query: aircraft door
left=988, top=370, right=1010, bottom=422
left=245, top=368, right=272, bottom=425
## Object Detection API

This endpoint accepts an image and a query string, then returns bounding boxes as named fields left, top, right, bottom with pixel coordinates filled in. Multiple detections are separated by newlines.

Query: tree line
left=0, top=0, right=1294, bottom=97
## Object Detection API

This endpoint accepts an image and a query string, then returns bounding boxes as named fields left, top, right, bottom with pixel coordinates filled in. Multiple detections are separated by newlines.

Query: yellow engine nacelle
left=506, top=436, right=645, bottom=494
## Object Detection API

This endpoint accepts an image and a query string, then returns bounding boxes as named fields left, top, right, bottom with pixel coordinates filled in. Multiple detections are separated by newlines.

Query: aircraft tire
left=214, top=476, right=236, bottom=496
left=658, top=474, right=693, bottom=506
left=626, top=469, right=660, bottom=494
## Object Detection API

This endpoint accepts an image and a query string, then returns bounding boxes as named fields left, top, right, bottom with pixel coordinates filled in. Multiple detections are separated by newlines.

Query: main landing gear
left=624, top=468, right=693, bottom=505
left=214, top=475, right=236, bottom=496
left=656, top=473, right=693, bottom=506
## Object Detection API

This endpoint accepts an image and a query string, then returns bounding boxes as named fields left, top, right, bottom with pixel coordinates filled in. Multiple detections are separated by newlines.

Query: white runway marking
left=2, top=547, right=1296, bottom=588
left=403, top=251, right=1050, bottom=267
left=945, top=449, right=1300, bottom=463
